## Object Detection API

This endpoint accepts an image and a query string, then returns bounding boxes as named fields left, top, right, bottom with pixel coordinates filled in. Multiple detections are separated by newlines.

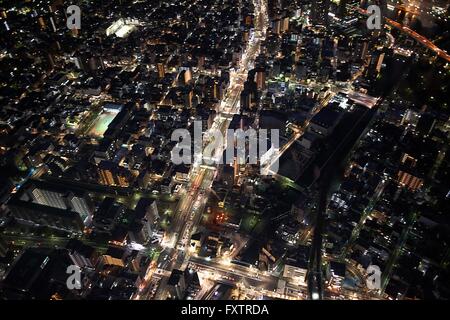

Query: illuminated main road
left=147, top=0, right=269, bottom=300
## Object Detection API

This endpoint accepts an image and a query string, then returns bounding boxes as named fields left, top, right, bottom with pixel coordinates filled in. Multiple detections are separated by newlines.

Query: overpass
left=355, top=6, right=450, bottom=63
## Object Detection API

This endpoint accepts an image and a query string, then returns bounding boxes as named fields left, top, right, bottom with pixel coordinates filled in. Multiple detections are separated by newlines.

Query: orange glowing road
left=148, top=0, right=270, bottom=300
left=386, top=18, right=450, bottom=63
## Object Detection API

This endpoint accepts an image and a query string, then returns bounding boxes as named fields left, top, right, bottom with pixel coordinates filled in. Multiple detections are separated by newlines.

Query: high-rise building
left=240, top=81, right=258, bottom=110
left=157, top=62, right=165, bottom=78
left=244, top=15, right=253, bottom=26
left=272, top=17, right=289, bottom=34
left=206, top=78, right=222, bottom=100
left=184, top=268, right=201, bottom=298
left=256, top=68, right=266, bottom=90
left=282, top=17, right=289, bottom=32
left=242, top=30, right=250, bottom=43
left=30, top=186, right=67, bottom=210
left=1, top=248, right=78, bottom=299
left=37, top=16, right=46, bottom=30
left=69, top=194, right=95, bottom=223
left=7, top=180, right=94, bottom=234
left=184, top=89, right=194, bottom=109
left=183, top=68, right=192, bottom=84
left=21, top=181, right=94, bottom=224
left=233, top=157, right=239, bottom=185
left=353, top=40, right=369, bottom=61
left=240, top=90, right=252, bottom=110
left=98, top=160, right=133, bottom=187
left=374, top=52, right=385, bottom=73
left=328, top=261, right=346, bottom=288
left=366, top=50, right=385, bottom=77
left=92, top=197, right=125, bottom=235
left=197, top=55, right=205, bottom=70
left=273, top=19, right=281, bottom=34
left=167, top=269, right=186, bottom=299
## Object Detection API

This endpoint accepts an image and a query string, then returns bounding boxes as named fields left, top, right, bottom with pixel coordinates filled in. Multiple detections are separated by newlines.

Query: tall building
left=397, top=170, right=424, bottom=191
left=130, top=198, right=160, bottom=244
left=240, top=90, right=252, bottom=110
left=328, top=261, right=346, bottom=288
left=178, top=69, right=192, bottom=86
left=240, top=81, right=258, bottom=111
left=197, top=55, right=205, bottom=70
left=1, top=8, right=7, bottom=19
left=353, top=39, right=369, bottom=61
left=92, top=197, right=125, bottom=235
left=183, top=68, right=192, bottom=84
left=244, top=15, right=253, bottom=26
left=98, top=160, right=133, bottom=187
left=37, top=16, right=46, bottom=30
left=273, top=17, right=289, bottom=34
left=374, top=52, right=385, bottom=73
left=29, top=186, right=67, bottom=210
left=205, top=78, right=222, bottom=100
left=157, top=62, right=165, bottom=78
left=183, top=268, right=201, bottom=298
left=6, top=180, right=95, bottom=234
left=233, top=157, right=239, bottom=185
left=310, top=0, right=331, bottom=26
left=366, top=50, right=385, bottom=77
left=273, top=19, right=281, bottom=34
left=183, top=89, right=194, bottom=108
